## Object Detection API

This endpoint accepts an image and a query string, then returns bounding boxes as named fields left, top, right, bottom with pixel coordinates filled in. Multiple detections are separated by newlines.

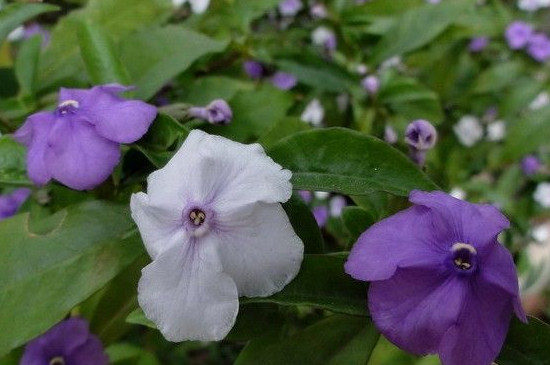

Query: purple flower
left=468, top=36, right=489, bottom=52
left=345, top=190, right=526, bottom=365
left=405, top=120, right=437, bottom=166
left=329, top=195, right=347, bottom=217
left=527, top=33, right=550, bottom=62
left=271, top=71, right=298, bottom=90
left=20, top=317, right=108, bottom=365
left=243, top=60, right=264, bottom=79
left=0, top=188, right=30, bottom=220
left=312, top=26, right=337, bottom=52
left=188, top=99, right=233, bottom=125
left=13, top=84, right=157, bottom=191
left=521, top=155, right=542, bottom=176
left=505, top=21, right=534, bottom=50
left=309, top=3, right=328, bottom=19
left=361, top=75, right=380, bottom=95
left=278, top=0, right=303, bottom=16
left=23, top=23, right=50, bottom=48
left=298, top=190, right=313, bottom=203
left=313, top=205, right=329, bottom=227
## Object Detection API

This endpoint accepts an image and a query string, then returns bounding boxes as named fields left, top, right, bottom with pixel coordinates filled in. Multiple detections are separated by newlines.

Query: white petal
left=138, top=237, right=239, bottom=341
left=300, top=99, right=324, bottom=126
left=189, top=0, right=210, bottom=13
left=214, top=202, right=304, bottom=297
left=146, top=130, right=292, bottom=213
left=130, top=192, right=183, bottom=259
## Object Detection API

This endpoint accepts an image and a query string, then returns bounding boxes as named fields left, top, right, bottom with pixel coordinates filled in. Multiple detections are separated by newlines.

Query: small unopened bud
left=361, top=75, right=380, bottom=95
left=189, top=99, right=233, bottom=125
left=405, top=120, right=437, bottom=167
left=243, top=60, right=264, bottom=79
left=271, top=72, right=297, bottom=90
left=521, top=155, right=542, bottom=176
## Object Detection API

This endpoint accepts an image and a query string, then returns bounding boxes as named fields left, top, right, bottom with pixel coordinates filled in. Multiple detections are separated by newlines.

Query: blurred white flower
left=7, top=26, right=24, bottom=42
left=518, top=0, right=550, bottom=10
left=486, top=120, right=507, bottom=142
left=379, top=56, right=402, bottom=71
left=336, top=93, right=349, bottom=112
left=528, top=91, right=550, bottom=110
left=453, top=115, right=483, bottom=147
left=449, top=187, right=466, bottom=200
left=172, top=0, right=210, bottom=13
left=301, top=98, right=324, bottom=126
left=329, top=195, right=347, bottom=217
left=534, top=183, right=550, bottom=208
left=314, top=191, right=330, bottom=200
left=311, top=26, right=336, bottom=51
left=521, top=222, right=550, bottom=295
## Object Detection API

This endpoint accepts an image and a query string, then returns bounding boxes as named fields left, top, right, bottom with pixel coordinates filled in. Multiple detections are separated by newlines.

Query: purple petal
left=313, top=205, right=328, bottom=227
left=0, top=188, right=31, bottom=220
left=66, top=336, right=109, bottom=365
left=271, top=72, right=297, bottom=90
left=368, top=267, right=466, bottom=355
left=44, top=118, right=120, bottom=190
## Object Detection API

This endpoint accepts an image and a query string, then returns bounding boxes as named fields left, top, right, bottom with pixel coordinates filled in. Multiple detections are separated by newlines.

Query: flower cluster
left=505, top=21, right=550, bottom=62
left=242, top=60, right=298, bottom=90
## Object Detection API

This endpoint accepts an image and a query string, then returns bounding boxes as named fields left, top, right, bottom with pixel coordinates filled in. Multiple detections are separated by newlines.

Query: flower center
left=49, top=357, right=65, bottom=365
left=189, top=209, right=206, bottom=226
left=450, top=242, right=477, bottom=273
left=56, top=100, right=80, bottom=115
left=183, top=206, right=212, bottom=237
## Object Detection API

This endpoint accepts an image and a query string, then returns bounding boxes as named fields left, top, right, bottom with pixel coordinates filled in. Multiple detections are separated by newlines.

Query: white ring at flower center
left=451, top=242, right=477, bottom=255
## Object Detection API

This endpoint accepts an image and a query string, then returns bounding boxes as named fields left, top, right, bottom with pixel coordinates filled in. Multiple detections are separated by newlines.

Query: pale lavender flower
left=13, top=84, right=157, bottom=191
left=300, top=99, right=324, bottom=127
left=278, top=0, right=303, bottom=16
left=312, top=26, right=337, bottom=52
left=527, top=33, right=550, bottom=62
left=0, top=188, right=30, bottom=220
left=313, top=205, right=329, bottom=227
left=534, top=183, right=550, bottom=208
left=521, top=155, right=542, bottom=176
left=23, top=23, right=50, bottom=47
left=384, top=125, right=398, bottom=144
left=361, top=75, right=380, bottom=95
left=243, top=60, right=264, bottom=79
left=20, top=317, right=108, bottom=365
left=505, top=21, right=534, bottom=50
left=188, top=99, right=233, bottom=125
left=329, top=195, right=347, bottom=217
left=345, top=190, right=526, bottom=365
left=486, top=120, right=506, bottom=142
left=310, top=3, right=328, bottom=19
left=468, top=36, right=489, bottom=52
left=405, top=120, right=437, bottom=166
left=298, top=190, right=313, bottom=203
left=453, top=115, right=483, bottom=147
left=271, top=72, right=298, bottom=90
left=131, top=130, right=303, bottom=341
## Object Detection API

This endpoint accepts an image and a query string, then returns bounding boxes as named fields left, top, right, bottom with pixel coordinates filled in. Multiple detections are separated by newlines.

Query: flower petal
left=66, top=336, right=109, bottom=365
left=409, top=190, right=509, bottom=252
left=130, top=192, right=184, bottom=259
left=368, top=267, right=466, bottom=356
left=438, top=279, right=516, bottom=365
left=215, top=202, right=303, bottom=297
left=138, top=236, right=238, bottom=341
left=146, top=130, right=292, bottom=212
left=45, top=118, right=120, bottom=190
left=345, top=205, right=446, bottom=281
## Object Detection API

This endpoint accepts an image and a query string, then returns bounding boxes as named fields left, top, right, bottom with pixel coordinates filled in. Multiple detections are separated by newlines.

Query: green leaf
left=77, top=21, right=130, bottom=85
left=184, top=76, right=253, bottom=105
left=267, top=128, right=438, bottom=196
left=242, top=254, right=368, bottom=316
left=342, top=206, right=375, bottom=243
left=14, top=36, right=42, bottom=96
left=0, top=3, right=59, bottom=46
left=235, top=315, right=379, bottom=365
left=283, top=195, right=325, bottom=254
left=126, top=308, right=156, bottom=329
left=0, top=201, right=144, bottom=357
left=140, top=113, right=189, bottom=150
left=258, top=117, right=311, bottom=150
left=471, top=61, right=523, bottom=94
left=497, top=317, right=550, bottom=365
left=119, top=25, right=228, bottom=100
left=0, top=136, right=29, bottom=185
left=502, top=106, right=550, bottom=161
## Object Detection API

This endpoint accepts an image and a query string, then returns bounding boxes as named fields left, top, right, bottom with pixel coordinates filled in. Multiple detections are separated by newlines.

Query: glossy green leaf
left=235, top=315, right=379, bottom=365
left=140, top=113, right=189, bottom=150
left=258, top=117, right=311, bottom=150
left=14, top=36, right=42, bottom=96
left=120, top=25, right=228, bottom=100
left=342, top=206, right=375, bottom=243
left=0, top=201, right=144, bottom=357
left=0, top=136, right=28, bottom=185
left=242, top=254, right=367, bottom=316
left=77, top=21, right=130, bottom=85
left=267, top=128, right=438, bottom=196
left=0, top=3, right=58, bottom=46
left=126, top=308, right=156, bottom=329
left=497, top=317, right=550, bottom=365
left=283, top=195, right=325, bottom=254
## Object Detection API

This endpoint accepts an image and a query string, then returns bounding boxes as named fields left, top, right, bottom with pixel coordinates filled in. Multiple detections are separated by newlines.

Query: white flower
left=529, top=91, right=550, bottom=110
left=449, top=187, right=466, bottom=200
left=518, top=0, right=550, bottom=10
left=172, top=0, right=210, bottom=13
left=534, top=182, right=550, bottom=208
left=311, top=26, right=335, bottom=47
left=300, top=98, right=324, bottom=126
left=453, top=115, right=483, bottom=147
left=314, top=191, right=330, bottom=200
left=131, top=130, right=303, bottom=341
left=486, top=120, right=507, bottom=142
left=7, top=26, right=24, bottom=42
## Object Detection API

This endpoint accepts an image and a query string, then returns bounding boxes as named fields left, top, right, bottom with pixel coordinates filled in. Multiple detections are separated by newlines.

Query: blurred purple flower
left=23, top=23, right=50, bottom=47
left=405, top=120, right=437, bottom=166
left=20, top=317, right=108, bottom=365
left=271, top=72, right=297, bottom=90
left=278, top=0, right=302, bottom=16
left=313, top=205, right=329, bottom=227
left=361, top=75, right=380, bottom=95
left=345, top=190, right=526, bottom=365
left=298, top=190, right=313, bottom=203
left=505, top=21, right=534, bottom=50
left=527, top=33, right=550, bottom=62
left=0, top=188, right=30, bottom=220
left=312, top=26, right=337, bottom=52
left=13, top=84, right=157, bottom=191
left=243, top=60, right=264, bottom=79
left=384, top=125, right=398, bottom=144
left=188, top=99, right=233, bottom=125
left=521, top=155, right=542, bottom=176
left=309, top=3, right=328, bottom=19
left=468, top=36, right=489, bottom=52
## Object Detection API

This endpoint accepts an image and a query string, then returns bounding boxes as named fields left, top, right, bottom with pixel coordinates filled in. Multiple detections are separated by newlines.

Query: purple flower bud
left=527, top=33, right=550, bottom=62
left=298, top=190, right=312, bottom=203
left=310, top=3, right=328, bottom=19
left=278, top=0, right=303, bottom=16
left=0, top=188, right=30, bottom=220
left=505, top=21, right=534, bottom=50
left=521, top=155, right=542, bottom=176
left=312, top=26, right=337, bottom=52
left=313, top=205, right=329, bottom=227
left=384, top=125, right=398, bottom=144
left=468, top=36, right=489, bottom=52
left=271, top=71, right=298, bottom=90
left=405, top=120, right=437, bottom=151
left=23, top=23, right=50, bottom=48
left=20, top=317, right=109, bottom=365
left=243, top=60, right=264, bottom=79
left=13, top=84, right=157, bottom=191
left=361, top=75, right=380, bottom=95
left=189, top=99, right=233, bottom=125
